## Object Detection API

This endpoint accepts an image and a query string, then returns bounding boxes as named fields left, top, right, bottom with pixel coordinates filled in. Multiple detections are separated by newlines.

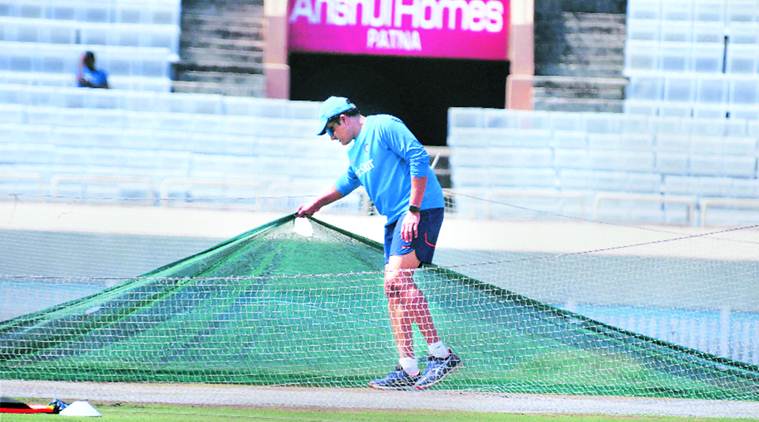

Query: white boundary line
left=3, top=380, right=759, bottom=419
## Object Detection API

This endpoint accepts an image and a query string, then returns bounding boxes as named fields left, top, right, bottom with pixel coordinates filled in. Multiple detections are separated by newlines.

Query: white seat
left=485, top=108, right=552, bottom=131
left=80, top=22, right=180, bottom=55
left=626, top=20, right=660, bottom=42
left=588, top=132, right=653, bottom=150
left=0, top=17, right=77, bottom=44
left=725, top=0, right=756, bottom=24
left=663, top=76, right=695, bottom=102
left=695, top=76, right=728, bottom=105
left=623, top=99, right=659, bottom=115
left=660, top=22, right=693, bottom=43
left=550, top=130, right=587, bottom=148
left=727, top=23, right=759, bottom=45
left=625, top=40, right=660, bottom=74
left=585, top=113, right=625, bottom=134
left=449, top=147, right=483, bottom=168
left=692, top=42, right=725, bottom=73
left=728, top=179, right=759, bottom=197
left=0, top=41, right=172, bottom=78
left=450, top=167, right=491, bottom=188
left=448, top=108, right=484, bottom=129
left=561, top=169, right=661, bottom=193
left=660, top=43, right=692, bottom=72
left=692, top=135, right=757, bottom=155
left=489, top=147, right=553, bottom=168
left=656, top=152, right=689, bottom=174
left=693, top=0, right=725, bottom=23
left=590, top=151, right=655, bottom=172
left=491, top=168, right=557, bottom=189
left=656, top=133, right=691, bottom=151
left=729, top=104, right=759, bottom=120
left=657, top=102, right=693, bottom=117
left=692, top=104, right=728, bottom=119
left=692, top=23, right=725, bottom=44
left=729, top=78, right=759, bottom=105
left=627, top=0, right=662, bottom=21
left=661, top=0, right=694, bottom=23
left=726, top=44, right=759, bottom=74
left=689, top=155, right=756, bottom=177
left=554, top=148, right=590, bottom=169
left=626, top=76, right=663, bottom=101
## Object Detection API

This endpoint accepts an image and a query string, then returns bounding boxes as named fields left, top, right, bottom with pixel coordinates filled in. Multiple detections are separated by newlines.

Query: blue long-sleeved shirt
left=335, top=115, right=444, bottom=224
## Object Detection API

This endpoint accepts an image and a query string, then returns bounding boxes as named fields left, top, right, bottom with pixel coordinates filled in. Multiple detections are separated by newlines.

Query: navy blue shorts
left=384, top=208, right=444, bottom=265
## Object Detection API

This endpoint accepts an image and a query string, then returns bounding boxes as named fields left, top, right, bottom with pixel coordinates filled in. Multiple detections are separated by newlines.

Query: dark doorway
left=289, top=53, right=509, bottom=147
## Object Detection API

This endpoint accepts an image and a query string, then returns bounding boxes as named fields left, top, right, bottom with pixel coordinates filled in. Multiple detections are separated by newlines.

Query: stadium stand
left=0, top=83, right=358, bottom=211
left=0, top=0, right=179, bottom=91
left=172, top=0, right=265, bottom=96
left=448, top=108, right=759, bottom=226
left=624, top=0, right=759, bottom=119
left=533, top=0, right=628, bottom=112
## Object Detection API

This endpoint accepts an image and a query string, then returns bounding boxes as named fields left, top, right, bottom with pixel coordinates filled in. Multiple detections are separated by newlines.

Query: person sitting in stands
left=77, top=51, right=109, bottom=89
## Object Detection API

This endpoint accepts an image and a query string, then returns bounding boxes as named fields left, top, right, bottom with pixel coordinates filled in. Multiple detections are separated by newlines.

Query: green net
left=1, top=214, right=758, bottom=400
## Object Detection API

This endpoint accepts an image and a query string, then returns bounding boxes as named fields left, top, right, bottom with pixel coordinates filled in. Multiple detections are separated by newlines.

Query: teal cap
left=317, top=96, right=356, bottom=136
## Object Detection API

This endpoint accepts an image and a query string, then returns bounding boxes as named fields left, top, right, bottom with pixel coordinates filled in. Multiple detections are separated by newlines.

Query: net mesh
left=1, top=214, right=758, bottom=400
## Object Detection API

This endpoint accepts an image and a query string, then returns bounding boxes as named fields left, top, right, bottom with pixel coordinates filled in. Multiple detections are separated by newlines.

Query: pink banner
left=288, top=0, right=510, bottom=61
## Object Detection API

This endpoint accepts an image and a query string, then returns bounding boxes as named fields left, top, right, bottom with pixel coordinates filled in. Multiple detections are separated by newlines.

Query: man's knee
left=384, top=270, right=412, bottom=298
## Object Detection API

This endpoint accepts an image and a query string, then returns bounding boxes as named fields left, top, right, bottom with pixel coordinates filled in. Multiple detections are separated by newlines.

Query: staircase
left=174, top=0, right=266, bottom=96
left=533, top=0, right=628, bottom=112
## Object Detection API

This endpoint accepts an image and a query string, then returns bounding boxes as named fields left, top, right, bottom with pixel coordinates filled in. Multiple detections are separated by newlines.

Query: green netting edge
left=309, top=216, right=759, bottom=382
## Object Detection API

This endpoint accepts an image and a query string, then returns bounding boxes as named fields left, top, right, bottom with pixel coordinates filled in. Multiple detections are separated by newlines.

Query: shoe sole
left=368, top=382, right=416, bottom=391
left=414, top=359, right=463, bottom=391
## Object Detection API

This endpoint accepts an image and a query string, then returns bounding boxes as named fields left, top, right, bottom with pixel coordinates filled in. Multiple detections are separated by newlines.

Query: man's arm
left=401, top=176, right=427, bottom=242
left=296, top=188, right=344, bottom=217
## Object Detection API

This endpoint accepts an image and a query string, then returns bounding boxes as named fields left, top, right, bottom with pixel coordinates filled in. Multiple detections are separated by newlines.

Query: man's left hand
left=401, top=210, right=421, bottom=243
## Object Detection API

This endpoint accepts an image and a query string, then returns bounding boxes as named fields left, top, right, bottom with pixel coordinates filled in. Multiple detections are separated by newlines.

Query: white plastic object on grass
left=59, top=401, right=101, bottom=417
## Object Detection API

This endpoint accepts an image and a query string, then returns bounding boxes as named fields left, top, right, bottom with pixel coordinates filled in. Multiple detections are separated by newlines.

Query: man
left=77, top=51, right=109, bottom=89
left=296, top=96, right=461, bottom=390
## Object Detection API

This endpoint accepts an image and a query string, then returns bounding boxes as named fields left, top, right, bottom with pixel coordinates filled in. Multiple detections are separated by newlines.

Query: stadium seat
left=626, top=76, right=663, bottom=101
left=655, top=152, right=689, bottom=174
left=79, top=22, right=180, bottom=55
left=660, top=43, right=692, bottom=72
left=627, top=0, right=662, bottom=22
left=0, top=17, right=77, bottom=44
left=550, top=130, right=587, bottom=149
left=661, top=22, right=692, bottom=43
left=554, top=148, right=591, bottom=170
left=624, top=40, right=660, bottom=74
left=725, top=0, right=756, bottom=24
left=489, top=147, right=553, bottom=168
left=448, top=107, right=484, bottom=129
left=693, top=0, right=725, bottom=23
left=0, top=41, right=172, bottom=78
left=692, top=42, right=725, bottom=74
left=626, top=19, right=660, bottom=42
left=728, top=78, right=759, bottom=106
left=661, top=1, right=693, bottom=23
left=726, top=44, right=759, bottom=75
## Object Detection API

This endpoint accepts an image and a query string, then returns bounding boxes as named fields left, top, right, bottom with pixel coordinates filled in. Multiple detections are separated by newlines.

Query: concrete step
left=181, top=17, right=264, bottom=35
left=536, top=0, right=626, bottom=14
left=174, top=69, right=265, bottom=84
left=178, top=47, right=263, bottom=68
left=537, top=63, right=624, bottom=78
left=172, top=79, right=265, bottom=97
left=534, top=96, right=625, bottom=113
left=180, top=37, right=265, bottom=52
left=533, top=76, right=627, bottom=100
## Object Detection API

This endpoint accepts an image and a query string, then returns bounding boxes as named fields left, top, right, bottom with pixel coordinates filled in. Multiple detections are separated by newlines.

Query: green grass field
left=1, top=403, right=757, bottom=422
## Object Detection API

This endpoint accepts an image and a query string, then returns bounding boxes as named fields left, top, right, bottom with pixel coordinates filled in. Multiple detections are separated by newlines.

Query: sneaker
left=415, top=349, right=462, bottom=390
left=368, top=366, right=420, bottom=390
